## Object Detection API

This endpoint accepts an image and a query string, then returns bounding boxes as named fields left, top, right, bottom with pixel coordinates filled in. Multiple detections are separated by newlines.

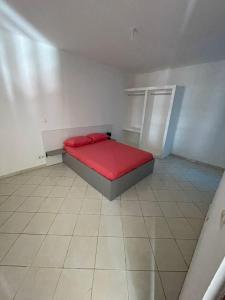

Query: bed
left=63, top=138, right=154, bottom=200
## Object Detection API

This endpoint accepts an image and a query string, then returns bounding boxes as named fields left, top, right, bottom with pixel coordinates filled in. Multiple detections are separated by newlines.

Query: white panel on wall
left=42, top=124, right=112, bottom=151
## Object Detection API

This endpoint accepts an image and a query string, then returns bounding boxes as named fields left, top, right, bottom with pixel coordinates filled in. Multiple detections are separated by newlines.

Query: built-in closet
left=123, top=85, right=184, bottom=157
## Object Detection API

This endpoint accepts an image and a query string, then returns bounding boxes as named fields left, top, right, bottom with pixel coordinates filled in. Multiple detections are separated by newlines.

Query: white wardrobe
left=123, top=85, right=184, bottom=157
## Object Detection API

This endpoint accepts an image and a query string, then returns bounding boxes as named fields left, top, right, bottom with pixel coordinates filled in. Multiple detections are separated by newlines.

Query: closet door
left=140, top=93, right=172, bottom=156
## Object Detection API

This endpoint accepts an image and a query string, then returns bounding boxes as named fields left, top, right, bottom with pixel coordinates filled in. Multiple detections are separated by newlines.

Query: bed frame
left=63, top=152, right=154, bottom=200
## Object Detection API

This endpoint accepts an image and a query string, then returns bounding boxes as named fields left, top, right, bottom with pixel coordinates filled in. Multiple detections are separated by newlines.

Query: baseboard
left=171, top=154, right=224, bottom=171
left=0, top=163, right=47, bottom=179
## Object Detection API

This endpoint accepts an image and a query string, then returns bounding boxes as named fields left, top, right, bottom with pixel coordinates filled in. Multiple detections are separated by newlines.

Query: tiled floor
left=0, top=156, right=222, bottom=300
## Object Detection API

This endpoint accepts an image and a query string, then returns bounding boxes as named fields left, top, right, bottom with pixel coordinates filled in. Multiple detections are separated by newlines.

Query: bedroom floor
left=0, top=156, right=222, bottom=300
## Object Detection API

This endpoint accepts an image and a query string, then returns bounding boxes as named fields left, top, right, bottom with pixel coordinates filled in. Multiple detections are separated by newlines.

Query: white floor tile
left=23, top=213, right=55, bottom=234
left=159, top=202, right=183, bottom=217
left=14, top=185, right=37, bottom=197
left=38, top=197, right=64, bottom=213
left=0, top=184, right=21, bottom=196
left=177, top=202, right=203, bottom=218
left=81, top=198, right=101, bottom=215
left=0, top=196, right=27, bottom=212
left=176, top=239, right=197, bottom=265
left=56, top=177, right=74, bottom=187
left=140, top=201, right=163, bottom=217
left=73, top=176, right=88, bottom=187
left=150, top=239, right=187, bottom=271
left=49, top=214, right=77, bottom=235
left=54, top=269, right=93, bottom=300
left=64, top=236, right=97, bottom=268
left=127, top=271, right=165, bottom=300
left=144, top=217, right=172, bottom=238
left=136, top=187, right=156, bottom=201
left=33, top=236, right=71, bottom=267
left=0, top=212, right=12, bottom=226
left=31, top=186, right=53, bottom=197
left=0, top=196, right=8, bottom=205
left=122, top=216, right=148, bottom=237
left=49, top=186, right=70, bottom=198
left=0, top=213, right=34, bottom=233
left=121, top=187, right=138, bottom=201
left=15, top=267, right=61, bottom=300
left=86, top=186, right=102, bottom=199
left=101, top=199, right=121, bottom=215
left=121, top=201, right=142, bottom=216
left=99, top=216, right=123, bottom=237
left=74, top=214, right=100, bottom=236
left=167, top=218, right=197, bottom=239
left=92, top=270, right=128, bottom=300
left=2, top=234, right=45, bottom=266
left=16, top=197, right=45, bottom=213
left=40, top=177, right=59, bottom=186
left=25, top=176, right=45, bottom=185
left=0, top=266, right=27, bottom=300
left=186, top=218, right=204, bottom=237
left=160, top=271, right=186, bottom=300
left=0, top=234, right=18, bottom=260
left=68, top=186, right=87, bottom=198
left=59, top=197, right=83, bottom=214
left=96, top=237, right=125, bottom=269
left=125, top=238, right=156, bottom=270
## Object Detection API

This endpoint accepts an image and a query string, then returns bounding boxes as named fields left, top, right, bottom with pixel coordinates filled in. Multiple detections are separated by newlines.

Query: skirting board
left=46, top=154, right=63, bottom=166
left=171, top=154, right=225, bottom=171
left=0, top=163, right=47, bottom=179
left=63, top=152, right=154, bottom=200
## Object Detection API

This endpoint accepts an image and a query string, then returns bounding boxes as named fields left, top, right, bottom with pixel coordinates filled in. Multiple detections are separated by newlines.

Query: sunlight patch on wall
left=0, top=1, right=63, bottom=175
left=13, top=34, right=38, bottom=99
left=0, top=0, right=51, bottom=44
left=0, top=35, right=14, bottom=103
left=37, top=43, right=61, bottom=94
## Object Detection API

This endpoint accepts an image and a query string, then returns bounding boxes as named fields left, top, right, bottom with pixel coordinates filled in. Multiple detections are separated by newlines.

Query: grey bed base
left=63, top=152, right=154, bottom=200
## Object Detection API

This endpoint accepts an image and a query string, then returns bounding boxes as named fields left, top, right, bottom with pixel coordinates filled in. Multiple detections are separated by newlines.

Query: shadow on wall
left=0, top=0, right=64, bottom=175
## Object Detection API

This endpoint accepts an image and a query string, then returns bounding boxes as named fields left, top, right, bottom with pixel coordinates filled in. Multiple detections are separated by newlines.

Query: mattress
left=64, top=140, right=154, bottom=180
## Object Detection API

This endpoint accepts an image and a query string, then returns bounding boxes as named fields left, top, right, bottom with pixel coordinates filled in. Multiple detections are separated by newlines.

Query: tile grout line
left=163, top=216, right=189, bottom=271
left=122, top=193, right=130, bottom=300
left=136, top=186, right=165, bottom=299
left=12, top=265, right=31, bottom=300
left=90, top=194, right=102, bottom=300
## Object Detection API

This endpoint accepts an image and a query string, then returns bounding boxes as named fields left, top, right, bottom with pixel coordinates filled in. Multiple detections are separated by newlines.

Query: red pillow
left=87, top=132, right=109, bottom=143
left=64, top=136, right=92, bottom=147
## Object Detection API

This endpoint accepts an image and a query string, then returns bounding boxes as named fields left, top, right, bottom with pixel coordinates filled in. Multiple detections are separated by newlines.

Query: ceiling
left=1, top=0, right=225, bottom=72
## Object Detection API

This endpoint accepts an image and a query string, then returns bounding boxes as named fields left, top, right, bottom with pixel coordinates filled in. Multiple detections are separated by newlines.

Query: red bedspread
left=64, top=140, right=154, bottom=180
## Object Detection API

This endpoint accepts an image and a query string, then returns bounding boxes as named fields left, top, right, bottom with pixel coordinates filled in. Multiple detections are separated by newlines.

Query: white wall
left=0, top=29, right=126, bottom=176
left=60, top=51, right=125, bottom=137
left=127, top=61, right=225, bottom=168
left=180, top=172, right=225, bottom=300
